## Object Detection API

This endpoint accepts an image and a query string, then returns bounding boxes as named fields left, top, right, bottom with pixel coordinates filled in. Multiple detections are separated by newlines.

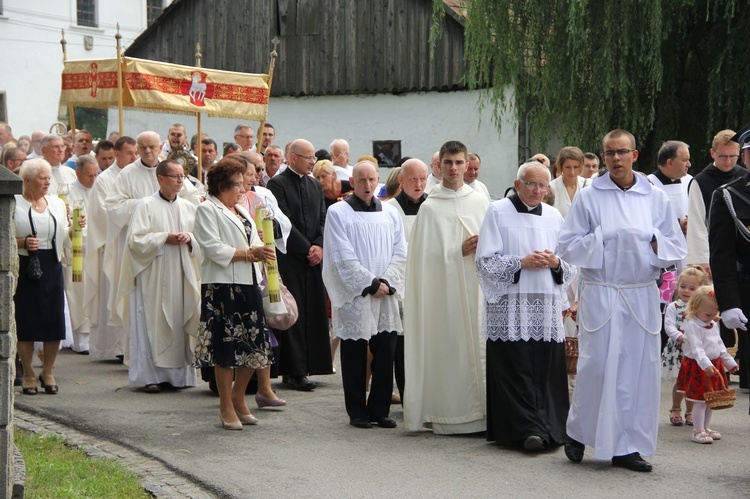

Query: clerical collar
left=347, top=194, right=382, bottom=212
left=653, top=169, right=681, bottom=184
left=509, top=193, right=542, bottom=215
left=285, top=167, right=306, bottom=179
left=158, top=191, right=177, bottom=203
left=395, top=190, right=427, bottom=215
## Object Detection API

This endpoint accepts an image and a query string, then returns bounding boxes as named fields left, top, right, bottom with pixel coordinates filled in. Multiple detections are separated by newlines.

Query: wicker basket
left=726, top=329, right=739, bottom=358
left=703, top=374, right=735, bottom=410
left=565, top=337, right=579, bottom=375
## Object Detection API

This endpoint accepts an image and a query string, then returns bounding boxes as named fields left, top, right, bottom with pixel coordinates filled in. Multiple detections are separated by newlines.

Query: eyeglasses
left=294, top=153, right=317, bottom=162
left=160, top=174, right=187, bottom=180
left=236, top=134, right=253, bottom=140
left=715, top=154, right=739, bottom=161
left=520, top=180, right=550, bottom=191
left=602, top=149, right=636, bottom=157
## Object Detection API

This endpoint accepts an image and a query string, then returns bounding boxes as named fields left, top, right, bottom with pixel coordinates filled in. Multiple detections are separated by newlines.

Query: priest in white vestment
left=64, top=156, right=98, bottom=353
left=323, top=162, right=407, bottom=428
left=557, top=130, right=686, bottom=472
left=84, top=137, right=138, bottom=360
left=117, top=160, right=201, bottom=391
left=41, top=134, right=77, bottom=196
left=476, top=161, right=573, bottom=451
left=404, top=141, right=490, bottom=434
left=385, top=159, right=429, bottom=401
left=464, top=153, right=491, bottom=201
left=105, top=131, right=200, bottom=331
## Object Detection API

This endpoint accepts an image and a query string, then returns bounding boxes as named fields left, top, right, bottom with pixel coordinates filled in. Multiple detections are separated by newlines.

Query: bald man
left=425, top=151, right=442, bottom=194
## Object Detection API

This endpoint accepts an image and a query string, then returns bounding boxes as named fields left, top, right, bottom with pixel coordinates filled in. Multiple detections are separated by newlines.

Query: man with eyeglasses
left=41, top=134, right=77, bottom=195
left=105, top=132, right=200, bottom=335
left=267, top=138, right=332, bottom=391
left=424, top=151, right=442, bottom=194
left=330, top=139, right=354, bottom=181
left=234, top=124, right=255, bottom=152
left=476, top=160, right=573, bottom=451
left=404, top=140, right=490, bottom=435
left=118, top=159, right=200, bottom=392
left=27, top=130, right=45, bottom=159
left=2, top=147, right=26, bottom=173
left=686, top=129, right=744, bottom=280
left=558, top=129, right=686, bottom=472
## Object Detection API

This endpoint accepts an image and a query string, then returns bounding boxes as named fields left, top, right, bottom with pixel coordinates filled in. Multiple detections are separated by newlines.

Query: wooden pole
left=255, top=36, right=280, bottom=154
left=116, top=23, right=124, bottom=136
left=60, top=30, right=76, bottom=132
left=195, top=42, right=203, bottom=183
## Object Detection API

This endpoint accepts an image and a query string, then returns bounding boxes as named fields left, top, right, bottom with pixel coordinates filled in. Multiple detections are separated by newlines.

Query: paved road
left=13, top=350, right=750, bottom=498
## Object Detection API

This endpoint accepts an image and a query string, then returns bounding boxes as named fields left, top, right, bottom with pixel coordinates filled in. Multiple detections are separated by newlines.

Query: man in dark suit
left=267, top=139, right=333, bottom=390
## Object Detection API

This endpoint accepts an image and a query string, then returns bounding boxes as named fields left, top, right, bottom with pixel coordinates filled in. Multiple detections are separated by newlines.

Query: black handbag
left=25, top=207, right=43, bottom=280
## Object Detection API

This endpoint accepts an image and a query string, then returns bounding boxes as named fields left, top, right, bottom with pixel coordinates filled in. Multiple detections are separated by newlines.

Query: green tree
left=434, top=0, right=750, bottom=169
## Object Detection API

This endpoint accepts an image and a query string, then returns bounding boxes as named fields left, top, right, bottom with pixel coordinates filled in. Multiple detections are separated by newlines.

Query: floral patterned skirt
left=661, top=339, right=684, bottom=380
left=195, top=283, right=272, bottom=369
left=676, top=357, right=727, bottom=401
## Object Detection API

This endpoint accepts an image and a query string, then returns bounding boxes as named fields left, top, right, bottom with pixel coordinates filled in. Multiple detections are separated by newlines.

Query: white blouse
left=14, top=195, right=70, bottom=261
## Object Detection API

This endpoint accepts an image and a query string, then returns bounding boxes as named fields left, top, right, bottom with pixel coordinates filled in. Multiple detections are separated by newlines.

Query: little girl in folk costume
left=676, top=285, right=739, bottom=444
left=662, top=266, right=708, bottom=426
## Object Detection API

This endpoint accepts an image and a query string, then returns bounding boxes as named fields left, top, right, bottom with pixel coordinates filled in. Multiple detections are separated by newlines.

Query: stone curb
left=14, top=408, right=217, bottom=499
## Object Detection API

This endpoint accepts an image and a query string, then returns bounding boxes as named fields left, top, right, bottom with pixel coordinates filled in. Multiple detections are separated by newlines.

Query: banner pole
left=255, top=36, right=279, bottom=154
left=60, top=30, right=76, bottom=132
left=116, top=23, right=124, bottom=136
left=195, top=42, right=203, bottom=183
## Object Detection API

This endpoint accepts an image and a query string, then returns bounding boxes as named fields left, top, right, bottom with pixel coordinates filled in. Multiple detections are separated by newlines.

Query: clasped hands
left=520, top=250, right=559, bottom=270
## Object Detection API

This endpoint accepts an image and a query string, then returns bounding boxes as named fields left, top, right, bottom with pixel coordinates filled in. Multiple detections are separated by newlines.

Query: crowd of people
left=1, top=120, right=748, bottom=471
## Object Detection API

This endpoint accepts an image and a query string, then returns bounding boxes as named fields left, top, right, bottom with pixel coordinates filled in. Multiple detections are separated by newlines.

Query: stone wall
left=0, top=167, right=23, bottom=498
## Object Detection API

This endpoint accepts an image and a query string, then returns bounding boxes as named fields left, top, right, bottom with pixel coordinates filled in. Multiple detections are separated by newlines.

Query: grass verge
left=14, top=429, right=150, bottom=498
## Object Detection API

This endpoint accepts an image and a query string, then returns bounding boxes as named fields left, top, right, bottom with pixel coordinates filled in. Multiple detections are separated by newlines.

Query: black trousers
left=341, top=331, right=397, bottom=421
left=394, top=335, right=404, bottom=403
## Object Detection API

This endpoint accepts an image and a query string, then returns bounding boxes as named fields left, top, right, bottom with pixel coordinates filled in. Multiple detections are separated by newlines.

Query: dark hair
left=657, top=140, right=690, bottom=168
left=439, top=141, right=467, bottom=161
left=207, top=156, right=246, bottom=197
left=315, top=148, right=331, bottom=161
left=114, top=136, right=136, bottom=151
left=156, top=159, right=181, bottom=176
left=223, top=142, right=241, bottom=156
left=95, top=140, right=114, bottom=154
left=201, top=137, right=217, bottom=149
left=264, top=123, right=275, bottom=131
left=583, top=152, right=599, bottom=162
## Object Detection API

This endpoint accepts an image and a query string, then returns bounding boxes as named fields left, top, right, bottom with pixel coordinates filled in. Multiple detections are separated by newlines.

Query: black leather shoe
left=372, top=417, right=397, bottom=428
left=283, top=376, right=316, bottom=391
left=523, top=435, right=546, bottom=451
left=564, top=438, right=585, bottom=462
left=350, top=418, right=372, bottom=428
left=612, top=453, right=652, bottom=472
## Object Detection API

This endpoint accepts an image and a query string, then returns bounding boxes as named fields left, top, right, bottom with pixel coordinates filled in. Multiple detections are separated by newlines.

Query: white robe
left=322, top=200, right=406, bottom=341
left=549, top=176, right=588, bottom=219
left=403, top=184, right=489, bottom=434
left=556, top=173, right=686, bottom=459
left=85, top=164, right=126, bottom=359
left=384, top=199, right=417, bottom=244
left=49, top=164, right=77, bottom=196
left=475, top=198, right=573, bottom=342
left=248, top=185, right=292, bottom=254
left=117, top=193, right=201, bottom=386
left=65, top=181, right=92, bottom=347
left=465, top=179, right=491, bottom=202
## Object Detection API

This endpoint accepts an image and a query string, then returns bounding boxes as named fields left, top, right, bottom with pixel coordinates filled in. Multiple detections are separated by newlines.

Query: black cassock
left=709, top=171, right=750, bottom=410
left=267, top=168, right=333, bottom=377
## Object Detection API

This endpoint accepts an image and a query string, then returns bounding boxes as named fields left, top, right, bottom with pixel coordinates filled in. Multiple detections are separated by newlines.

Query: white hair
left=18, top=158, right=51, bottom=181
left=516, top=161, right=551, bottom=181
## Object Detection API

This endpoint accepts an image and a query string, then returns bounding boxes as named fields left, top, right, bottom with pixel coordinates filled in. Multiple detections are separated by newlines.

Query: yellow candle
left=72, top=206, right=83, bottom=282
left=262, top=217, right=280, bottom=303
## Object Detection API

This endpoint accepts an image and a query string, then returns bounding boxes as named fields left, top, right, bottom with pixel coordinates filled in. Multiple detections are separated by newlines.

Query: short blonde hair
left=684, top=285, right=717, bottom=320
left=674, top=266, right=710, bottom=301
left=711, top=129, right=737, bottom=150
left=312, top=159, right=334, bottom=179
left=602, top=129, right=636, bottom=150
left=357, top=154, right=378, bottom=164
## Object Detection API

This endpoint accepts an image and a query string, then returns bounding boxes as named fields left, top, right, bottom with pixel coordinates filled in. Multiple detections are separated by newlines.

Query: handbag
left=262, top=277, right=299, bottom=330
left=25, top=208, right=43, bottom=280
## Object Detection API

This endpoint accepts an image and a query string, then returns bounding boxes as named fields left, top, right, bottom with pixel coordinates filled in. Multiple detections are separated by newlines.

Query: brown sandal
left=684, top=412, right=693, bottom=426
left=669, top=408, right=683, bottom=426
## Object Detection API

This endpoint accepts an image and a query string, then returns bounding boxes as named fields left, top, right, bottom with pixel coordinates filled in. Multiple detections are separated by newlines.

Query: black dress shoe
left=564, top=438, right=585, bottom=463
left=284, top=376, right=316, bottom=391
left=523, top=435, right=546, bottom=451
left=612, top=453, right=652, bottom=472
left=372, top=417, right=397, bottom=428
left=350, top=418, right=373, bottom=428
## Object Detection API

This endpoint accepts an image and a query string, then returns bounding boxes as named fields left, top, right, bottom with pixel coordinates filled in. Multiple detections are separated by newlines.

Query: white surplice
left=403, top=184, right=489, bottom=434
left=49, top=164, right=77, bottom=196
left=549, top=176, right=588, bottom=219
left=557, top=172, right=687, bottom=459
left=322, top=201, right=406, bottom=341
left=64, top=181, right=93, bottom=351
left=117, top=193, right=201, bottom=386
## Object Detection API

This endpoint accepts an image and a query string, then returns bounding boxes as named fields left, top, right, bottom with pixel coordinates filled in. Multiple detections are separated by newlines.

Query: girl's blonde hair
left=684, top=285, right=717, bottom=320
left=673, top=265, right=710, bottom=301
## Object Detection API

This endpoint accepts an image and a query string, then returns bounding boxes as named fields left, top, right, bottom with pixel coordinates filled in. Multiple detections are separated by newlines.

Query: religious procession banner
left=60, top=57, right=270, bottom=121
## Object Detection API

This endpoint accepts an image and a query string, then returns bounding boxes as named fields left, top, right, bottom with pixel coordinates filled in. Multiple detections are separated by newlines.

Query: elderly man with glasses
left=267, top=139, right=333, bottom=391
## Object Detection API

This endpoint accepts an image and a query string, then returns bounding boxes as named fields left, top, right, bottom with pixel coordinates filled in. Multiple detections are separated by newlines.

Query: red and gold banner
left=60, top=57, right=270, bottom=121
left=60, top=59, right=122, bottom=108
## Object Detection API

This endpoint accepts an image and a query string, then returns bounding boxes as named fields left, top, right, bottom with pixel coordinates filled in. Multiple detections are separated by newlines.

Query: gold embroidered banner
left=60, top=59, right=122, bottom=108
left=60, top=57, right=270, bottom=121
left=123, top=57, right=269, bottom=120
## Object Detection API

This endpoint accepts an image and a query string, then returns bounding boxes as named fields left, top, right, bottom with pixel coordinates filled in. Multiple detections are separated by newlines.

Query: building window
left=77, top=0, right=97, bottom=28
left=147, top=0, right=164, bottom=26
left=0, top=92, right=7, bottom=124
left=372, top=140, right=401, bottom=167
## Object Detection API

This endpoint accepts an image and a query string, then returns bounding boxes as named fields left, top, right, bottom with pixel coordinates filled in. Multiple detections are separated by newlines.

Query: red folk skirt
left=676, top=357, right=728, bottom=402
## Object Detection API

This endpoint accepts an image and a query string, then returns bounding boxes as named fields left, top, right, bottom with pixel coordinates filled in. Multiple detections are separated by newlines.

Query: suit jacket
left=267, top=167, right=326, bottom=260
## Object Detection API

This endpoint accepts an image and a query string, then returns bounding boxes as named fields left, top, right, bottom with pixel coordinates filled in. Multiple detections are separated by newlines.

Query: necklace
left=24, top=194, right=43, bottom=211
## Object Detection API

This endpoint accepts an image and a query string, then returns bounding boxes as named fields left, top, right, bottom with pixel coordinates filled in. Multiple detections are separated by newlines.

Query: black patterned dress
left=195, top=217, right=273, bottom=369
